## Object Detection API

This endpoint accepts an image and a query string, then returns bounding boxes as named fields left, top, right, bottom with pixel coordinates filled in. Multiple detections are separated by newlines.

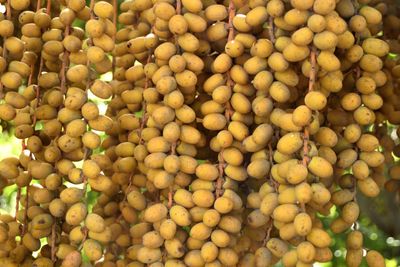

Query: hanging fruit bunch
left=0, top=0, right=399, bottom=266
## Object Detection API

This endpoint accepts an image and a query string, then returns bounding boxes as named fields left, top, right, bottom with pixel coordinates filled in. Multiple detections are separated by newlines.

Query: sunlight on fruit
left=0, top=0, right=399, bottom=266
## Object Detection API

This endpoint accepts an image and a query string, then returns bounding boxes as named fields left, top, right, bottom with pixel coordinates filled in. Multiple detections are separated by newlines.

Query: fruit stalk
left=112, top=0, right=117, bottom=76
left=302, top=47, right=317, bottom=167
left=167, top=0, right=183, bottom=207
left=0, top=0, right=11, bottom=98
left=216, top=0, right=235, bottom=198
left=82, top=0, right=96, bottom=196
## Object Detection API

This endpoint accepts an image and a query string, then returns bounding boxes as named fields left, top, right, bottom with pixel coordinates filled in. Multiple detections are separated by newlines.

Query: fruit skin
left=294, top=213, right=312, bottom=236
left=62, top=251, right=82, bottom=267
left=366, top=250, right=385, bottom=267
left=308, top=157, right=333, bottom=178
left=0, top=0, right=397, bottom=265
left=307, top=228, right=332, bottom=248
left=267, top=238, right=289, bottom=258
left=66, top=203, right=87, bottom=226
left=83, top=239, right=103, bottom=261
left=277, top=132, right=303, bottom=155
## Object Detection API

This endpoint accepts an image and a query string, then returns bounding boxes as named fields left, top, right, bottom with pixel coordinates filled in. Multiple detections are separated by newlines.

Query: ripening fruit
left=277, top=132, right=303, bottom=155
left=66, top=203, right=87, bottom=226
left=283, top=42, right=310, bottom=62
left=294, top=212, right=312, bottom=236
left=359, top=6, right=382, bottom=24
left=83, top=239, right=103, bottom=262
left=170, top=205, right=191, bottom=226
left=85, top=213, right=105, bottom=233
left=366, top=250, right=385, bottom=267
left=203, top=209, right=221, bottom=228
left=308, top=156, right=333, bottom=178
left=260, top=193, right=279, bottom=216
left=196, top=163, right=219, bottom=181
left=307, top=228, right=332, bottom=248
left=160, top=219, right=177, bottom=240
left=287, top=163, right=308, bottom=184
left=182, top=0, right=202, bottom=12
left=346, top=249, right=363, bottom=267
left=193, top=190, right=215, bottom=208
left=357, top=177, right=380, bottom=197
left=297, top=241, right=316, bottom=263
left=137, top=247, right=162, bottom=264
left=211, top=230, right=230, bottom=248
left=305, top=91, right=327, bottom=110
left=0, top=0, right=398, bottom=265
left=341, top=201, right=360, bottom=224
left=144, top=203, right=168, bottom=223
left=61, top=251, right=82, bottom=267
left=269, top=81, right=291, bottom=103
left=190, top=222, right=212, bottom=240
left=267, top=238, right=289, bottom=258
left=143, top=231, right=164, bottom=249
left=218, top=215, right=242, bottom=234
left=347, top=231, right=363, bottom=250
left=214, top=197, right=234, bottom=214
left=292, top=105, right=312, bottom=127
left=295, top=182, right=313, bottom=204
left=273, top=204, right=299, bottom=223
left=203, top=113, right=227, bottom=130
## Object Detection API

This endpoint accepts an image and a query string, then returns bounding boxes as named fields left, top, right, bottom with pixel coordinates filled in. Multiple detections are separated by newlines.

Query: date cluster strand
left=0, top=0, right=400, bottom=266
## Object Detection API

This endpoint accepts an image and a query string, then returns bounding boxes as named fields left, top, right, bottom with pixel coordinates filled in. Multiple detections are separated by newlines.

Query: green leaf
left=135, top=110, right=144, bottom=118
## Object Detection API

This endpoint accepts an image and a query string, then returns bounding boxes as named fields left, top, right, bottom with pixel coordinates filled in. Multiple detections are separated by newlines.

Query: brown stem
left=46, top=0, right=51, bottom=14
left=268, top=16, right=275, bottom=44
left=224, top=101, right=233, bottom=121
left=307, top=48, right=317, bottom=93
left=176, top=0, right=181, bottom=14
left=170, top=142, right=177, bottom=156
left=117, top=173, right=134, bottom=221
left=85, top=36, right=93, bottom=91
left=268, top=144, right=279, bottom=191
left=1, top=0, right=9, bottom=58
left=60, top=26, right=70, bottom=95
left=227, top=0, right=235, bottom=42
left=81, top=148, right=91, bottom=198
left=168, top=187, right=173, bottom=209
left=89, top=0, right=95, bottom=15
left=302, top=48, right=317, bottom=167
left=21, top=186, right=29, bottom=236
left=300, top=202, right=306, bottom=213
left=263, top=220, right=274, bottom=246
left=216, top=151, right=225, bottom=198
left=6, top=0, right=11, bottom=20
left=112, top=0, right=117, bottom=77
left=15, top=188, right=21, bottom=219
left=31, top=85, right=41, bottom=127
left=36, top=0, right=42, bottom=11
left=138, top=113, right=148, bottom=145
left=78, top=227, right=88, bottom=250
left=28, top=63, right=35, bottom=86
left=216, top=0, right=236, bottom=198
left=302, top=128, right=310, bottom=166
left=81, top=0, right=95, bottom=196
left=138, top=51, right=152, bottom=144
left=0, top=1, right=11, bottom=98
left=355, top=66, right=361, bottom=79
left=51, top=222, right=56, bottom=262
left=167, top=142, right=177, bottom=208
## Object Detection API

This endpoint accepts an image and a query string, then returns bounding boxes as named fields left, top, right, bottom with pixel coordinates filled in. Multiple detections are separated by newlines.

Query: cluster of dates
left=0, top=0, right=399, bottom=266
